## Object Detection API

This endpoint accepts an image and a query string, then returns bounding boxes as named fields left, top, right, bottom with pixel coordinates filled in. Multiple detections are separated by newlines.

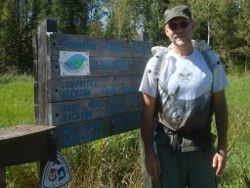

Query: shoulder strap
left=150, top=46, right=170, bottom=118
left=150, top=46, right=170, bottom=80
left=201, top=50, right=214, bottom=73
left=194, top=40, right=218, bottom=73
left=201, top=50, right=215, bottom=95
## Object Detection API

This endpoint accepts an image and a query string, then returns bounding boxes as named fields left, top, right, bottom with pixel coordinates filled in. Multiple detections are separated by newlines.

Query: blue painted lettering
left=63, top=113, right=80, bottom=122
left=107, top=107, right=122, bottom=116
left=63, top=131, right=103, bottom=147
left=61, top=89, right=91, bottom=100
left=106, top=41, right=125, bottom=52
left=63, top=137, right=81, bottom=147
left=64, top=36, right=96, bottom=50
left=61, top=129, right=74, bottom=136
left=122, top=86, right=137, bottom=93
left=80, top=111, right=93, bottom=119
left=108, top=97, right=126, bottom=106
left=62, top=103, right=80, bottom=112
left=131, top=41, right=150, bottom=54
left=61, top=120, right=102, bottom=137
left=61, top=79, right=98, bottom=89
left=102, top=87, right=116, bottom=95
left=133, top=77, right=142, bottom=85
left=92, top=59, right=129, bottom=70
left=113, top=78, right=127, bottom=85
left=111, top=113, right=139, bottom=127
left=87, top=100, right=104, bottom=109
left=63, top=111, right=92, bottom=122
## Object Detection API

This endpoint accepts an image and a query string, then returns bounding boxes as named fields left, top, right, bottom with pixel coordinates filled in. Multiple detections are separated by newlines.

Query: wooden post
left=0, top=168, right=6, bottom=188
left=35, top=18, right=57, bottom=125
left=32, top=33, right=39, bottom=123
left=36, top=19, right=58, bottom=187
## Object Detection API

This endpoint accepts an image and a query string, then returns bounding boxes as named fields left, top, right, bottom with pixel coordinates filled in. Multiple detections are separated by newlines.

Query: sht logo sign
left=41, top=152, right=71, bottom=188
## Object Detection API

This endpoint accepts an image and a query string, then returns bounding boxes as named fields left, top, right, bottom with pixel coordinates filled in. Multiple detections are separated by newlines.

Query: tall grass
left=0, top=73, right=39, bottom=188
left=0, top=74, right=249, bottom=188
left=64, top=131, right=143, bottom=188
left=218, top=74, right=250, bottom=188
left=0, top=73, right=34, bottom=128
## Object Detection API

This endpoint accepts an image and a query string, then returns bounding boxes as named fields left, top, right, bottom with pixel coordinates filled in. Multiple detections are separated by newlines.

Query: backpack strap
left=150, top=46, right=170, bottom=117
left=151, top=41, right=218, bottom=113
left=152, top=40, right=215, bottom=81
left=195, top=39, right=218, bottom=74
left=201, top=50, right=214, bottom=88
left=150, top=46, right=170, bottom=79
left=201, top=50, right=215, bottom=72
left=201, top=49, right=222, bottom=95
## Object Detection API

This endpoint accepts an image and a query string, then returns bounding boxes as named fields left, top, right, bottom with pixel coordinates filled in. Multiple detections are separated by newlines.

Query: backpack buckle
left=170, top=133, right=183, bottom=153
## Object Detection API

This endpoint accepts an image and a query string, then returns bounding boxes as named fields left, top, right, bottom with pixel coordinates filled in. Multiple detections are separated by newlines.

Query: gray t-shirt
left=139, top=48, right=228, bottom=151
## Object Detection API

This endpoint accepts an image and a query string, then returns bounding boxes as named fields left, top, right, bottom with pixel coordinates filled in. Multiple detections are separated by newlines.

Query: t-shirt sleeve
left=213, top=63, right=228, bottom=92
left=206, top=50, right=229, bottom=93
left=139, top=56, right=158, bottom=98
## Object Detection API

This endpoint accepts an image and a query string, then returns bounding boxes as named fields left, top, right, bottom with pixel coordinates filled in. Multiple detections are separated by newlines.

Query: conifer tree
left=0, top=0, right=20, bottom=72
left=233, top=0, right=250, bottom=73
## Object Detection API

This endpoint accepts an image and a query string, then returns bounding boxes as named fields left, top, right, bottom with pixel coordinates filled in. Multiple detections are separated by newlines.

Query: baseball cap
left=164, top=5, right=192, bottom=25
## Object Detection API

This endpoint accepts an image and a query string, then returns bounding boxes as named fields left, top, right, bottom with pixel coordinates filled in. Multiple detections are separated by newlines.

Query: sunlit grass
left=1, top=73, right=249, bottom=187
left=0, top=75, right=35, bottom=128
left=219, top=74, right=250, bottom=188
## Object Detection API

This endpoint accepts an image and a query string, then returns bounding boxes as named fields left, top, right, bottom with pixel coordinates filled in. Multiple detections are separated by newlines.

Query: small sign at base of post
left=41, top=152, right=71, bottom=188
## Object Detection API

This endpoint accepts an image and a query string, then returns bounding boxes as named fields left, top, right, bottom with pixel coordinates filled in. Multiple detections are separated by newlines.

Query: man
left=139, top=5, right=228, bottom=188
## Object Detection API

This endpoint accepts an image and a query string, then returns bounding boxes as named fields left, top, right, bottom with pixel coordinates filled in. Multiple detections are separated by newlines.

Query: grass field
left=0, top=73, right=249, bottom=188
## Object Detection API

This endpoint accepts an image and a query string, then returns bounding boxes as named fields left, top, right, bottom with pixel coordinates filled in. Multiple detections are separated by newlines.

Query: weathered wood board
left=48, top=94, right=142, bottom=126
left=35, top=19, right=152, bottom=149
left=56, top=111, right=141, bottom=148
left=48, top=75, right=142, bottom=102
left=0, top=125, right=56, bottom=167
left=51, top=33, right=152, bottom=57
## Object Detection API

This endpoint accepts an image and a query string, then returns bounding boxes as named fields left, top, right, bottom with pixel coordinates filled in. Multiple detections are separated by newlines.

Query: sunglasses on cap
left=168, top=20, right=190, bottom=31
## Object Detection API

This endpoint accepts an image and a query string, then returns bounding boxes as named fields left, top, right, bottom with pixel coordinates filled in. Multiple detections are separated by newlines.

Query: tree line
left=0, top=0, right=249, bottom=74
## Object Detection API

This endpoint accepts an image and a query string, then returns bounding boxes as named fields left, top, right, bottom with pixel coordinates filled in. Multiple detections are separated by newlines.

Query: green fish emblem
left=63, top=54, right=87, bottom=71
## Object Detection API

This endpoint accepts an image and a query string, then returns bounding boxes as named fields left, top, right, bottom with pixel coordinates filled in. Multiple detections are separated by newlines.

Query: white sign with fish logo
left=59, top=51, right=90, bottom=76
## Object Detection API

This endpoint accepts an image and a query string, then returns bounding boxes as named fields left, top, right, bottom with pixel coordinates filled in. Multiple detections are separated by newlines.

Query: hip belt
left=155, top=123, right=183, bottom=152
left=154, top=123, right=214, bottom=152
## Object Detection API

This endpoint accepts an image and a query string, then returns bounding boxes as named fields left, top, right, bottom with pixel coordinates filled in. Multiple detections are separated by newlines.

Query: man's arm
left=212, top=90, right=228, bottom=176
left=141, top=93, right=161, bottom=182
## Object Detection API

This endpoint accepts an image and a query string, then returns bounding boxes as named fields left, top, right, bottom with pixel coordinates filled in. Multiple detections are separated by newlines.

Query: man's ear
left=164, top=25, right=170, bottom=37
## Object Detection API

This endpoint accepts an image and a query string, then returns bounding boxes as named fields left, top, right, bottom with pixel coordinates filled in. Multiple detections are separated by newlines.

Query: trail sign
left=41, top=152, right=71, bottom=188
left=35, top=19, right=152, bottom=149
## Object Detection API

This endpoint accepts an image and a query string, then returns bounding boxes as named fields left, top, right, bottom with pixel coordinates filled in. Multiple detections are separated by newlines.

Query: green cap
left=164, top=5, right=192, bottom=24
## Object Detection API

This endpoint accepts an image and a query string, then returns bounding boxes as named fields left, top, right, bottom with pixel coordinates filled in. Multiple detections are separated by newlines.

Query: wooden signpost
left=0, top=18, right=152, bottom=187
left=0, top=125, right=56, bottom=187
left=34, top=19, right=152, bottom=149
left=0, top=125, right=56, bottom=167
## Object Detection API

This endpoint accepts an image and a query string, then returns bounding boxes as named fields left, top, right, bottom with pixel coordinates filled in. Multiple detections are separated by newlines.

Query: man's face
left=165, top=17, right=195, bottom=47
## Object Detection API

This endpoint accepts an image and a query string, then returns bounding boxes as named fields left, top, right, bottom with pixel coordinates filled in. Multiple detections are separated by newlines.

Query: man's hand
left=212, top=90, right=228, bottom=176
left=212, top=149, right=227, bottom=176
left=141, top=93, right=160, bottom=181
left=145, top=152, right=161, bottom=182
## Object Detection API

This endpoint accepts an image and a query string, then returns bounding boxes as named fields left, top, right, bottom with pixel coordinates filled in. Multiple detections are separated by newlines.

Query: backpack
left=150, top=41, right=221, bottom=152
left=151, top=40, right=217, bottom=81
